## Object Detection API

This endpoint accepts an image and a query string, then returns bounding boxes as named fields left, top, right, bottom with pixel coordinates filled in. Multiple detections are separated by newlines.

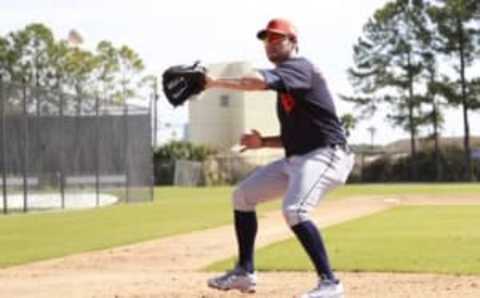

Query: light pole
left=67, top=30, right=83, bottom=46
left=367, top=126, right=376, bottom=151
left=58, top=29, right=84, bottom=209
left=67, top=29, right=83, bottom=115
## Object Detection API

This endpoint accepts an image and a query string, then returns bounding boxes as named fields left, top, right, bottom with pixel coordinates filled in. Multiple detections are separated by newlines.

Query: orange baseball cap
left=256, top=18, right=298, bottom=42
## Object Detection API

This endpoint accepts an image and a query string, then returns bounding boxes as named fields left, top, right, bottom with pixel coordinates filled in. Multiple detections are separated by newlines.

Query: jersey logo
left=281, top=93, right=296, bottom=113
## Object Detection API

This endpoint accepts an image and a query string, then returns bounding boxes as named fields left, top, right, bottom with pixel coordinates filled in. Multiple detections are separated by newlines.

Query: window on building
left=220, top=95, right=230, bottom=107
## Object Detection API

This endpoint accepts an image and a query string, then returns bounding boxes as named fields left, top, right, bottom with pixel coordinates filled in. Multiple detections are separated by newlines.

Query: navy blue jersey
left=259, top=57, right=346, bottom=157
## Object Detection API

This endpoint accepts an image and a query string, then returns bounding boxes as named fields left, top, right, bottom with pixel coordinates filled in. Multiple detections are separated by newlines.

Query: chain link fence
left=156, top=152, right=284, bottom=186
left=0, top=79, right=153, bottom=214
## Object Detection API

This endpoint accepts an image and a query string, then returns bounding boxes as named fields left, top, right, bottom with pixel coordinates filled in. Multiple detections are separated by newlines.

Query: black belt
left=329, top=143, right=350, bottom=153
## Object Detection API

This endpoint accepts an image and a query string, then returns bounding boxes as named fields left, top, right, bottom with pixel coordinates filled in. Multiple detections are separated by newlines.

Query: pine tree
left=428, top=0, right=480, bottom=181
left=346, top=0, right=431, bottom=180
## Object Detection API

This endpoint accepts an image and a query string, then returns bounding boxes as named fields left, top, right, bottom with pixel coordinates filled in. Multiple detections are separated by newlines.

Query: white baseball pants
left=233, top=146, right=354, bottom=226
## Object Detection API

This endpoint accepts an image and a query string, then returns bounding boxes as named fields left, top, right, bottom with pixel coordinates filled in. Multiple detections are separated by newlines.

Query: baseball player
left=205, top=18, right=354, bottom=298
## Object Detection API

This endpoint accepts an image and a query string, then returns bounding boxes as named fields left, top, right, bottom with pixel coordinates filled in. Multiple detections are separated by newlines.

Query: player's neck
left=272, top=52, right=298, bottom=65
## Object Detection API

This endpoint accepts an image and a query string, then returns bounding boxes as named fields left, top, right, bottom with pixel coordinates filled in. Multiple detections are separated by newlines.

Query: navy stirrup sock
left=234, top=210, right=257, bottom=273
left=291, top=220, right=336, bottom=281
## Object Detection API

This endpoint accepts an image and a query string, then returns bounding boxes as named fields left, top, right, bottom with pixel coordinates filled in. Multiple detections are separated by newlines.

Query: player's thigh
left=234, top=159, right=288, bottom=209
left=282, top=148, right=345, bottom=224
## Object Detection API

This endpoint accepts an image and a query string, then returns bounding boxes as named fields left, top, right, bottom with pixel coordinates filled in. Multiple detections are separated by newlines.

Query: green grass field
left=0, top=184, right=479, bottom=269
left=327, top=183, right=480, bottom=200
left=207, top=205, right=480, bottom=275
left=0, top=187, right=276, bottom=267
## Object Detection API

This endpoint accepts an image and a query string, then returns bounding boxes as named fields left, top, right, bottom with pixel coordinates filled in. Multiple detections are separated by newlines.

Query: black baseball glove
left=162, top=61, right=207, bottom=107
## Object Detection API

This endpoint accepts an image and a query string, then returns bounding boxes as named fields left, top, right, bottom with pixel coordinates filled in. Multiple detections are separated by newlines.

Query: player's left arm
left=205, top=71, right=268, bottom=91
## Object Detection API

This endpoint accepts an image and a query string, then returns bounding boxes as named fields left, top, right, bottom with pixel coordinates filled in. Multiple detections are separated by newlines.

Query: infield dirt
left=1, top=196, right=479, bottom=298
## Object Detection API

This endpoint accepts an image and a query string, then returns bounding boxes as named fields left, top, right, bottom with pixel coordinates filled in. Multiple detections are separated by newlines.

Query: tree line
left=0, top=23, right=155, bottom=107
left=345, top=0, right=480, bottom=181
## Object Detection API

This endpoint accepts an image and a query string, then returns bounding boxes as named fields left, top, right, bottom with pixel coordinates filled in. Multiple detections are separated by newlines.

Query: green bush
left=360, top=146, right=480, bottom=182
left=153, top=141, right=217, bottom=185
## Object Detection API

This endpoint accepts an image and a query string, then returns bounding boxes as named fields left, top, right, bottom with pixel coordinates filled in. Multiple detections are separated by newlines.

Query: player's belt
left=329, top=143, right=351, bottom=153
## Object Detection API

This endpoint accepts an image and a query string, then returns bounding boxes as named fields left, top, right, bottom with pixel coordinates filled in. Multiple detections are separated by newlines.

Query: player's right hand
left=205, top=74, right=216, bottom=89
left=240, top=129, right=263, bottom=152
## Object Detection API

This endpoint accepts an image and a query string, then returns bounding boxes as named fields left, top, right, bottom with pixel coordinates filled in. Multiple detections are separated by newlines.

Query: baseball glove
left=162, top=61, right=207, bottom=107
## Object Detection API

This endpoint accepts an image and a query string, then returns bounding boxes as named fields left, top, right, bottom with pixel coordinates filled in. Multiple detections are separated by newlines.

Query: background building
left=188, top=61, right=280, bottom=151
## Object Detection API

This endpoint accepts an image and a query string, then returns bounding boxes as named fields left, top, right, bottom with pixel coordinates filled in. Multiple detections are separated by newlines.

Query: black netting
left=0, top=80, right=153, bottom=214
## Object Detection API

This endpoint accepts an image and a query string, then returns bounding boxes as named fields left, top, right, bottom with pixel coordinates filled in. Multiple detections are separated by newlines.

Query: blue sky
left=2, top=0, right=479, bottom=145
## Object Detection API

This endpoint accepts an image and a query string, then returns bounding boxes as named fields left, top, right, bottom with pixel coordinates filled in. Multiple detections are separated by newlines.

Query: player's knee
left=282, top=205, right=310, bottom=227
left=232, top=186, right=256, bottom=211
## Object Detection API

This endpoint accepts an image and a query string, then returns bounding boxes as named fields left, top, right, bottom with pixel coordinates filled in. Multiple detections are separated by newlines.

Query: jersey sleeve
left=257, top=69, right=284, bottom=90
left=258, top=60, right=312, bottom=92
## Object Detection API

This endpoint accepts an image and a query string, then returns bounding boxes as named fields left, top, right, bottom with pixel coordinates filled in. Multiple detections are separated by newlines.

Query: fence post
left=22, top=79, right=29, bottom=212
left=95, top=95, right=100, bottom=207
left=0, top=75, right=7, bottom=214
left=58, top=83, right=65, bottom=209
left=149, top=97, right=154, bottom=202
left=360, top=152, right=365, bottom=182
left=124, top=101, right=130, bottom=203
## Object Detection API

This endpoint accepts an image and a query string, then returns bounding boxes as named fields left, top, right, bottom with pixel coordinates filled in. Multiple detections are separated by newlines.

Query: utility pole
left=367, top=126, right=376, bottom=151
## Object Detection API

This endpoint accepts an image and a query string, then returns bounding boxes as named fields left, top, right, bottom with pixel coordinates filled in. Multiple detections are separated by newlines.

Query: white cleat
left=300, top=279, right=345, bottom=298
left=207, top=266, right=257, bottom=293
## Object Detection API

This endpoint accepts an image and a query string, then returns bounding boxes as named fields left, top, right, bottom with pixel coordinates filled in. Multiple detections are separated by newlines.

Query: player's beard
left=266, top=43, right=294, bottom=64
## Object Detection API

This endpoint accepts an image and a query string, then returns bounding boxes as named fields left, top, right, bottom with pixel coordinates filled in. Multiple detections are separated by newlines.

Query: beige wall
left=189, top=61, right=279, bottom=150
left=242, top=90, right=278, bottom=136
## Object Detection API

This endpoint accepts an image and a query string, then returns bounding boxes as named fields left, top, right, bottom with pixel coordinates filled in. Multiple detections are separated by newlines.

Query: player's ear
left=289, top=38, right=299, bottom=53
left=293, top=42, right=299, bottom=53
